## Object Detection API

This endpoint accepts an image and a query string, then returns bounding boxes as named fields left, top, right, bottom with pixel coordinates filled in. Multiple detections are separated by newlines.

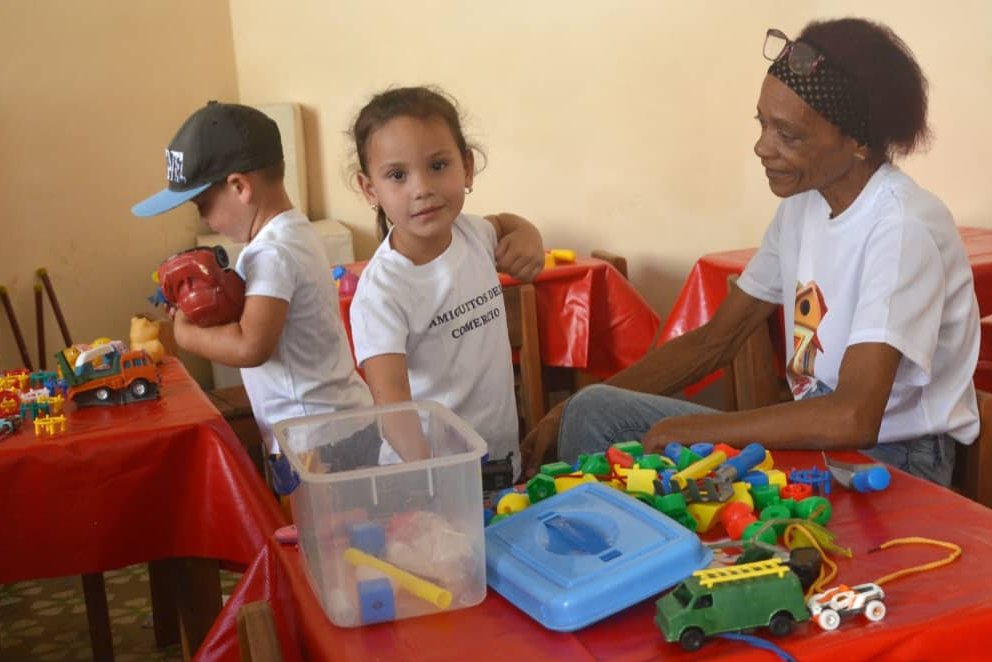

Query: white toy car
left=807, top=582, right=886, bottom=630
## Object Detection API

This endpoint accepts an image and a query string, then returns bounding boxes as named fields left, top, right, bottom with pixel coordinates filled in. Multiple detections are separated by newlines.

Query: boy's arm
left=485, top=213, right=545, bottom=282
left=361, top=353, right=430, bottom=461
left=172, top=294, right=288, bottom=367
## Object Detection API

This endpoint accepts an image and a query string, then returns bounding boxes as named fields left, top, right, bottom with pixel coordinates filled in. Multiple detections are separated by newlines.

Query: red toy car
left=157, top=246, right=245, bottom=327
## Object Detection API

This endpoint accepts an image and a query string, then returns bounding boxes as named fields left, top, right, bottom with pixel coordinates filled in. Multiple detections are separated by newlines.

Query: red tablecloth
left=658, top=226, right=992, bottom=393
left=197, top=450, right=992, bottom=661
left=0, top=358, right=286, bottom=582
left=338, top=257, right=660, bottom=380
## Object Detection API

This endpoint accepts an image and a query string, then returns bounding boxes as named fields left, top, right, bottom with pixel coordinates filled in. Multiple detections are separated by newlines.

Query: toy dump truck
left=54, top=343, right=160, bottom=407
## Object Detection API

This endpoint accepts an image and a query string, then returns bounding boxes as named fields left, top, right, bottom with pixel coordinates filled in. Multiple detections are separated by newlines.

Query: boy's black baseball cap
left=132, top=101, right=283, bottom=217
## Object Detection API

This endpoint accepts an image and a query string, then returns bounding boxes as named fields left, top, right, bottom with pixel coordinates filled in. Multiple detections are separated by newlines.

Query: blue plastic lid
left=485, top=482, right=711, bottom=631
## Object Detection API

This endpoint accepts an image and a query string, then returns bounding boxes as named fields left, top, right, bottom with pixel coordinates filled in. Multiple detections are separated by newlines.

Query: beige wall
left=4, top=1, right=992, bottom=377
left=0, top=0, right=238, bottom=379
left=229, top=0, right=992, bottom=318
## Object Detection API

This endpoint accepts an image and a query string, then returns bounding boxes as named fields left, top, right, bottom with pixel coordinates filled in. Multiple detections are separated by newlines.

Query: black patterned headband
left=768, top=42, right=869, bottom=145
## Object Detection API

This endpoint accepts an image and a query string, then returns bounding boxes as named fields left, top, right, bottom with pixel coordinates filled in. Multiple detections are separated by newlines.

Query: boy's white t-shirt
left=737, top=164, right=979, bottom=445
left=236, top=209, right=372, bottom=453
left=349, top=213, right=520, bottom=477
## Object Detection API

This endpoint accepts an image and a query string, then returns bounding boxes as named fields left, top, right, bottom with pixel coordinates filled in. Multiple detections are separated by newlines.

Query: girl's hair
left=351, top=86, right=481, bottom=239
left=800, top=18, right=930, bottom=161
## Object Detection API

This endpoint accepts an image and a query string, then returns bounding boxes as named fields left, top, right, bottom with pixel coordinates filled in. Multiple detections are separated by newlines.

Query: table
left=196, top=449, right=992, bottom=661
left=337, top=257, right=661, bottom=381
left=657, top=226, right=992, bottom=393
left=0, top=358, right=286, bottom=657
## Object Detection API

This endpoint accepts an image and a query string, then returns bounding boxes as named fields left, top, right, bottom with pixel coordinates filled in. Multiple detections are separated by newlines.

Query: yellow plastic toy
left=343, top=547, right=452, bottom=609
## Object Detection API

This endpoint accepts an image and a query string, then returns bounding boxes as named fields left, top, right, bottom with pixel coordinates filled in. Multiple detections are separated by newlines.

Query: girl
left=349, top=86, right=544, bottom=479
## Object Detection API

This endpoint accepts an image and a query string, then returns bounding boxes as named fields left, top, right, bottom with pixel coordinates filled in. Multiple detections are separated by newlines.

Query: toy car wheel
left=95, top=388, right=111, bottom=401
left=816, top=608, right=841, bottom=631
left=865, top=600, right=886, bottom=622
left=768, top=611, right=795, bottom=637
left=679, top=627, right=706, bottom=652
left=130, top=379, right=150, bottom=398
left=213, top=246, right=230, bottom=269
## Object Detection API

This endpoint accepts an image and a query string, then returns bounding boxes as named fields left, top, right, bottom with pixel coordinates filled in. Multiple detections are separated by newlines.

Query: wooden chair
left=725, top=275, right=992, bottom=508
left=503, top=282, right=545, bottom=434
left=237, top=601, right=284, bottom=662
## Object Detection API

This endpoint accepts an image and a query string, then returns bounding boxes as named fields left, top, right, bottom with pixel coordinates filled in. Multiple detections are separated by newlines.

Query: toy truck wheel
left=864, top=600, right=886, bottom=622
left=95, top=388, right=111, bottom=402
left=679, top=627, right=706, bottom=652
left=212, top=246, right=230, bottom=268
left=130, top=379, right=150, bottom=398
left=816, top=608, right=841, bottom=631
left=768, top=611, right=796, bottom=637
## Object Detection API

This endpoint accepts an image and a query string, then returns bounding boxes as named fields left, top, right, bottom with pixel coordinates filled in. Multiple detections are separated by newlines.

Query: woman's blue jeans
left=557, top=383, right=957, bottom=486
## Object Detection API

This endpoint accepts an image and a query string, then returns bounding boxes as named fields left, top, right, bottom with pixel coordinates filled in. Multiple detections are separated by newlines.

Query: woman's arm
left=519, top=283, right=778, bottom=474
left=172, top=294, right=288, bottom=367
left=485, top=213, right=545, bottom=282
left=641, top=341, right=901, bottom=452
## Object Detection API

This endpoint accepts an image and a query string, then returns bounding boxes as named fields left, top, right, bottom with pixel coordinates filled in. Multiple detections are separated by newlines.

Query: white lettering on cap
left=165, top=149, right=186, bottom=184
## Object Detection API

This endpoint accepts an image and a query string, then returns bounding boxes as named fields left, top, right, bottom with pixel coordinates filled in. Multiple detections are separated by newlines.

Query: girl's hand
left=487, top=213, right=545, bottom=282
left=171, top=310, right=193, bottom=350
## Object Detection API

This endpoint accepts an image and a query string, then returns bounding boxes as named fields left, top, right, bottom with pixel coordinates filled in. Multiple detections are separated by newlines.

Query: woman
left=519, top=18, right=979, bottom=487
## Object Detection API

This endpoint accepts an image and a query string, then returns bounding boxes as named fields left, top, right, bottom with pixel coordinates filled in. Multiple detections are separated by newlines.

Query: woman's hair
left=351, top=86, right=481, bottom=239
left=800, top=18, right=930, bottom=161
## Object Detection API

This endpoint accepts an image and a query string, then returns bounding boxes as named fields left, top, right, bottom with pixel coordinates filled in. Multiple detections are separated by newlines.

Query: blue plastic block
left=742, top=470, right=770, bottom=487
left=347, top=521, right=386, bottom=556
left=690, top=442, right=714, bottom=458
left=357, top=577, right=395, bottom=624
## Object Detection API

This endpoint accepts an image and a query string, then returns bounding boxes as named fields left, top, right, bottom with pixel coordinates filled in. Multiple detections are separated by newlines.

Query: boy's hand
left=170, top=310, right=193, bottom=350
left=519, top=400, right=565, bottom=477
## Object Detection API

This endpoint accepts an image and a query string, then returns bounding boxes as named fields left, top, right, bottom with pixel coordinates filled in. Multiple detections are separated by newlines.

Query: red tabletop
left=197, top=450, right=992, bottom=661
left=658, top=226, right=992, bottom=393
left=0, top=358, right=286, bottom=582
left=338, top=257, right=661, bottom=380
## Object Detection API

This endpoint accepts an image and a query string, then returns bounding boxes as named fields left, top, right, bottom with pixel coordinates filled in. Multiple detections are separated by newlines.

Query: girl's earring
left=465, top=185, right=473, bottom=194
left=371, top=203, right=379, bottom=212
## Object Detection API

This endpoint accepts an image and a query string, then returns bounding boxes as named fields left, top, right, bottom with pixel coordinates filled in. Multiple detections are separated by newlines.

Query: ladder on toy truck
left=54, top=343, right=160, bottom=406
left=693, top=559, right=791, bottom=588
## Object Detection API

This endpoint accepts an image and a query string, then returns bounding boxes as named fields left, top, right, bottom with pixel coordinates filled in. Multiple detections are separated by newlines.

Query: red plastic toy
left=157, top=246, right=245, bottom=326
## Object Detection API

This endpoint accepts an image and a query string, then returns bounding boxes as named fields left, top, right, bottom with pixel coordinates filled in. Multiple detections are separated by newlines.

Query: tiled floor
left=0, top=565, right=240, bottom=661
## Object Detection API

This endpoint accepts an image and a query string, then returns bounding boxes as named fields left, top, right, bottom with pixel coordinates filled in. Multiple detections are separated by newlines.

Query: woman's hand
left=519, top=400, right=565, bottom=477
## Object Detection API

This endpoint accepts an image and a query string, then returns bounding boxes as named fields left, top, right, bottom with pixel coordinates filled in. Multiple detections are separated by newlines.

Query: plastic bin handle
left=543, top=514, right=609, bottom=554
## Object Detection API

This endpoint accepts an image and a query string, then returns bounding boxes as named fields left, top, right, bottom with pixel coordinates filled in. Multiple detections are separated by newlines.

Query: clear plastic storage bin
left=275, top=401, right=488, bottom=627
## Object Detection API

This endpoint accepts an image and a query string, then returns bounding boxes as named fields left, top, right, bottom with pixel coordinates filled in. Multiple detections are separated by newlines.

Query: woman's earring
left=371, top=203, right=379, bottom=212
left=465, top=185, right=473, bottom=194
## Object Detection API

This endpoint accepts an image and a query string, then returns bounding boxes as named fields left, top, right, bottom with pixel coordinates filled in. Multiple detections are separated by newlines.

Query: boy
left=133, top=101, right=372, bottom=475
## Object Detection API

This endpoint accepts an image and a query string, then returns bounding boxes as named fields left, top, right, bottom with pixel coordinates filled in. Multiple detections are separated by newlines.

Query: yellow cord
left=869, top=536, right=962, bottom=586
left=783, top=522, right=838, bottom=597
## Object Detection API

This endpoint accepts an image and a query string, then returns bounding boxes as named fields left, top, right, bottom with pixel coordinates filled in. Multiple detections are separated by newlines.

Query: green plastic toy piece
left=795, top=496, right=832, bottom=526
left=750, top=484, right=781, bottom=511
left=526, top=473, right=557, bottom=503
left=539, top=461, right=574, bottom=477
left=578, top=454, right=610, bottom=476
left=636, top=453, right=672, bottom=470
left=612, top=440, right=644, bottom=457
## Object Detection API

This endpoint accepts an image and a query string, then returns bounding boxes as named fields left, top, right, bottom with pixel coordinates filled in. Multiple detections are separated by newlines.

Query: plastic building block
left=690, top=442, right=714, bottom=457
left=540, top=461, right=574, bottom=477
left=789, top=466, right=833, bottom=494
left=606, top=446, right=635, bottom=469
left=347, top=521, right=387, bottom=556
left=636, top=453, right=672, bottom=471
left=344, top=547, right=452, bottom=609
left=780, top=483, right=814, bottom=501
left=822, top=453, right=891, bottom=493
left=741, top=470, right=769, bottom=487
left=714, top=443, right=766, bottom=484
left=578, top=454, right=610, bottom=476
left=750, top=484, right=781, bottom=511
left=496, top=491, right=531, bottom=514
left=611, top=440, right=643, bottom=457
left=795, top=496, right=832, bottom=526
left=526, top=473, right=557, bottom=503
left=357, top=577, right=396, bottom=624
